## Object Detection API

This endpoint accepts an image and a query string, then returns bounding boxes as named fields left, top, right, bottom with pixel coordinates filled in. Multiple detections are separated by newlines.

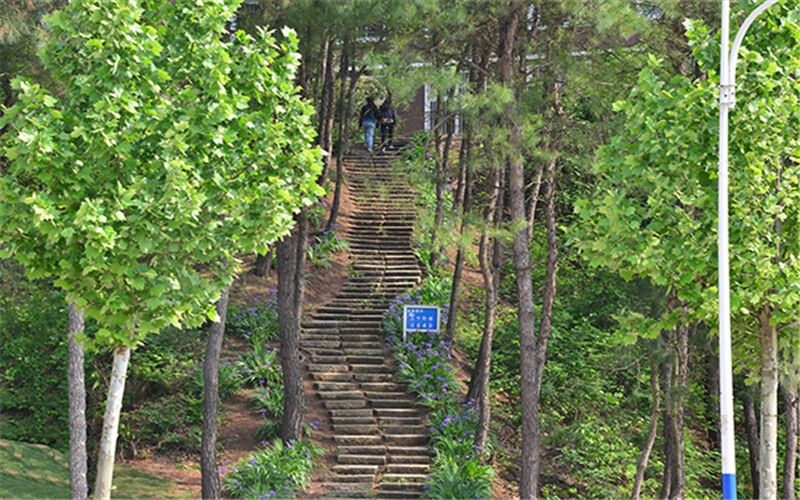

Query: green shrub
left=222, top=439, right=324, bottom=499
left=119, top=392, right=204, bottom=455
left=188, top=360, right=243, bottom=401
left=421, top=455, right=494, bottom=500
left=0, top=259, right=97, bottom=451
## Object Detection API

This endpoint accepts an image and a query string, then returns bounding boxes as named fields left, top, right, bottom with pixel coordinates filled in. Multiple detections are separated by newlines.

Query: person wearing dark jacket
left=359, top=97, right=378, bottom=151
left=377, top=97, right=396, bottom=150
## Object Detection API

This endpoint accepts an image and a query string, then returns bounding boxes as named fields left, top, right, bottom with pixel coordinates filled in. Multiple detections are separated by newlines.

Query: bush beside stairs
left=300, top=141, right=431, bottom=499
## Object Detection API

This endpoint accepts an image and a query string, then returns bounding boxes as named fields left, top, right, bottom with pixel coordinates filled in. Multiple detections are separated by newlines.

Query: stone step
left=386, top=446, right=429, bottom=455
left=332, top=464, right=379, bottom=475
left=382, top=473, right=429, bottom=483
left=361, top=382, right=403, bottom=392
left=386, top=463, right=429, bottom=474
left=374, top=490, right=423, bottom=499
left=337, top=454, right=386, bottom=465
left=352, top=364, right=392, bottom=374
left=365, top=391, right=408, bottom=400
left=378, top=482, right=426, bottom=492
left=374, top=409, right=420, bottom=418
left=384, top=434, right=429, bottom=446
left=308, top=363, right=348, bottom=373
left=324, top=399, right=367, bottom=410
left=301, top=340, right=340, bottom=349
left=329, top=474, right=376, bottom=483
left=311, top=372, right=352, bottom=382
left=338, top=445, right=386, bottom=455
left=334, top=434, right=382, bottom=446
left=388, top=454, right=431, bottom=464
left=319, top=391, right=365, bottom=400
left=355, top=373, right=394, bottom=383
left=330, top=408, right=373, bottom=418
left=312, top=355, right=347, bottom=364
left=383, top=425, right=427, bottom=435
left=348, top=356, right=385, bottom=365
left=316, top=381, right=356, bottom=391
left=378, top=417, right=421, bottom=426
left=322, top=482, right=374, bottom=493
left=333, top=424, right=379, bottom=434
left=343, top=348, right=385, bottom=357
left=331, top=416, right=375, bottom=425
left=370, top=399, right=414, bottom=409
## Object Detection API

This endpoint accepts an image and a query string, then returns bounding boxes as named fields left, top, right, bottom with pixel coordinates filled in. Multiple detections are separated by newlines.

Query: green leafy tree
left=574, top=8, right=799, bottom=497
left=0, top=0, right=322, bottom=497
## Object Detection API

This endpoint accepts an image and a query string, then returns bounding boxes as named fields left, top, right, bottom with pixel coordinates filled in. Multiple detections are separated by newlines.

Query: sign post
left=402, top=305, right=440, bottom=342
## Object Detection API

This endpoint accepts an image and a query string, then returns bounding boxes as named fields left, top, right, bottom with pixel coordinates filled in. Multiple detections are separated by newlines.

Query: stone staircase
left=301, top=144, right=431, bottom=499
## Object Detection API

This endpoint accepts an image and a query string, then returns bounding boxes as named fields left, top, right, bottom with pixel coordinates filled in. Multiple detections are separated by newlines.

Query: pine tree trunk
left=467, top=165, right=503, bottom=452
left=631, top=361, right=660, bottom=500
left=328, top=37, right=356, bottom=230
left=759, top=307, right=779, bottom=500
left=94, top=345, right=132, bottom=500
left=444, top=146, right=472, bottom=345
left=317, top=36, right=337, bottom=185
left=743, top=383, right=760, bottom=499
left=201, top=287, right=230, bottom=500
left=278, top=232, right=304, bottom=440
left=67, top=302, right=88, bottom=500
left=782, top=386, right=799, bottom=500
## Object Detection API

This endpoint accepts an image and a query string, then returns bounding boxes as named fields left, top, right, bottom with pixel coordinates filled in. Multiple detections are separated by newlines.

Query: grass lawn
left=0, top=439, right=190, bottom=498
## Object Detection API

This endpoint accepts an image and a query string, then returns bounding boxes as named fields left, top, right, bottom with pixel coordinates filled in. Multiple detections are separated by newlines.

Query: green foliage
left=421, top=455, right=495, bottom=500
left=0, top=0, right=323, bottom=350
left=118, top=392, right=204, bottom=456
left=188, top=360, right=244, bottom=402
left=221, top=439, right=324, bottom=499
left=0, top=259, right=95, bottom=451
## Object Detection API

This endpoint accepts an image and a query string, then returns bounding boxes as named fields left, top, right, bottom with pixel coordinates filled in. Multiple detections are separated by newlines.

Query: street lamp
left=718, top=1, right=782, bottom=499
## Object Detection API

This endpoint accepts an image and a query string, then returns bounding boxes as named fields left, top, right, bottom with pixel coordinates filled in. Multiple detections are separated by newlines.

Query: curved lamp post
left=718, top=1, right=782, bottom=498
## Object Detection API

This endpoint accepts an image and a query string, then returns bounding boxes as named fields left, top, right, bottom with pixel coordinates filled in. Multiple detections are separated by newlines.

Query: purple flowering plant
left=226, top=291, right=280, bottom=343
left=238, top=341, right=282, bottom=389
left=306, top=224, right=349, bottom=269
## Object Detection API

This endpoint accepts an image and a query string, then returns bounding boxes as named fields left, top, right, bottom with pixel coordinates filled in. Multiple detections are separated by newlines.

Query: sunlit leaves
left=0, top=0, right=322, bottom=349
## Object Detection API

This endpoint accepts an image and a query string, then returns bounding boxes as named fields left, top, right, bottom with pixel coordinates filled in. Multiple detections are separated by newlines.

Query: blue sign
left=402, top=305, right=440, bottom=342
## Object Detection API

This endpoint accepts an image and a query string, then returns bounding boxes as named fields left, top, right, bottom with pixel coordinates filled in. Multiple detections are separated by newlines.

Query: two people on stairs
left=360, top=96, right=396, bottom=152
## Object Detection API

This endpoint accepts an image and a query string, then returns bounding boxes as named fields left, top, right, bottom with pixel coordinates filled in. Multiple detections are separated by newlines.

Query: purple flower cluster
left=229, top=290, right=279, bottom=343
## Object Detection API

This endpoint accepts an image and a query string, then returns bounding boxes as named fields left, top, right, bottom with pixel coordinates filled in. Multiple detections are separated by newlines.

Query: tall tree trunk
left=294, top=209, right=309, bottom=329
left=496, top=3, right=540, bottom=497
left=659, top=317, right=690, bottom=500
left=743, top=383, right=761, bottom=499
left=67, top=302, right=88, bottom=500
left=759, top=306, right=779, bottom=500
left=428, top=91, right=455, bottom=270
left=201, top=287, right=230, bottom=500
left=631, top=361, right=660, bottom=500
left=468, top=164, right=504, bottom=452
left=278, top=232, right=304, bottom=440
left=783, top=386, right=799, bottom=500
left=328, top=37, right=357, bottom=230
left=254, top=247, right=272, bottom=278
left=94, top=345, right=132, bottom=500
left=444, top=138, right=472, bottom=345
left=317, top=36, right=337, bottom=185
